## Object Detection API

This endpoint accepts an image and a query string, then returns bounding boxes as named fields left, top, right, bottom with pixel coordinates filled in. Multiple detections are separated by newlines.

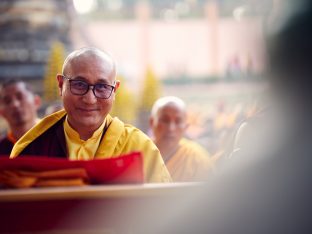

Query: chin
left=164, top=135, right=178, bottom=140
left=12, top=118, right=27, bottom=126
left=163, top=137, right=179, bottom=145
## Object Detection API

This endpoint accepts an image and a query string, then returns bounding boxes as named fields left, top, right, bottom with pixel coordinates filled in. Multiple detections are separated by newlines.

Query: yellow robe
left=10, top=109, right=171, bottom=183
left=166, top=138, right=213, bottom=182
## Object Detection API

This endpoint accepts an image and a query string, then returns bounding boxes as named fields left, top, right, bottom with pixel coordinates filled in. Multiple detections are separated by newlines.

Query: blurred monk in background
left=0, top=80, right=41, bottom=155
left=10, top=47, right=171, bottom=183
left=150, top=96, right=214, bottom=182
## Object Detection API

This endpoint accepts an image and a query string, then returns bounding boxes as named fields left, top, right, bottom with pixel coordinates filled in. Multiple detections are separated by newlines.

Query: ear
left=149, top=116, right=154, bottom=128
left=114, top=80, right=120, bottom=93
left=56, top=74, right=64, bottom=96
left=34, top=95, right=42, bottom=110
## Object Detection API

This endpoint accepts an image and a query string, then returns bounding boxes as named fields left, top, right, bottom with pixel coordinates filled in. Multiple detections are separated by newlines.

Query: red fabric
left=0, top=152, right=144, bottom=184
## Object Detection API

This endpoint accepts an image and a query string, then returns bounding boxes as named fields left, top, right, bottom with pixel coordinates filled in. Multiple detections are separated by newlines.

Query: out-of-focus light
left=175, top=2, right=190, bottom=16
left=107, top=0, right=123, bottom=11
left=233, top=6, right=246, bottom=21
left=161, top=9, right=178, bottom=21
left=73, top=0, right=97, bottom=14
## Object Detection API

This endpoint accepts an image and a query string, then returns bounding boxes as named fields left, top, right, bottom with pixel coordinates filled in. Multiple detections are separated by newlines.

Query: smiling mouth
left=77, top=108, right=98, bottom=112
left=12, top=111, right=23, bottom=117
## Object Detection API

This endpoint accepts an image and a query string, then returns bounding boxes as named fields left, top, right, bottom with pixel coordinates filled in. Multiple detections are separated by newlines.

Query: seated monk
left=10, top=47, right=171, bottom=183
left=149, top=96, right=214, bottom=182
left=0, top=79, right=41, bottom=155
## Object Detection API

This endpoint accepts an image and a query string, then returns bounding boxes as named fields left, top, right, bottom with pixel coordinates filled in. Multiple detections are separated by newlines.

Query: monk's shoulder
left=123, top=124, right=150, bottom=140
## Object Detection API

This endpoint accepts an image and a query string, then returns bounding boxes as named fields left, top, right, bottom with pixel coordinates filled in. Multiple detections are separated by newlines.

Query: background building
left=0, top=0, right=72, bottom=91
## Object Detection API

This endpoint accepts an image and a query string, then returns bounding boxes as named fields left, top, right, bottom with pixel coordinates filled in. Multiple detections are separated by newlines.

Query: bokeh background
left=0, top=0, right=275, bottom=155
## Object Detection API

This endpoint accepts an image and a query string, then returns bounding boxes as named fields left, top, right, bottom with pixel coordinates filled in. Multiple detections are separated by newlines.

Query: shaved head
left=151, top=96, right=186, bottom=120
left=57, top=47, right=119, bottom=140
left=150, top=96, right=188, bottom=156
left=62, top=47, right=116, bottom=78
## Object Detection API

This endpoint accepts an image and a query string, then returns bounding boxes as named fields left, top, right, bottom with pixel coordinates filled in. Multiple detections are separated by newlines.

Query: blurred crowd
left=186, top=99, right=261, bottom=155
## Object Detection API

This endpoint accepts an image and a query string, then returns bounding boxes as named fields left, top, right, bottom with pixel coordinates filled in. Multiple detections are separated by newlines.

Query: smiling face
left=57, top=49, right=119, bottom=138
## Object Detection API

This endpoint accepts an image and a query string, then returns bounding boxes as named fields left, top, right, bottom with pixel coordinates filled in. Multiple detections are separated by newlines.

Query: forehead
left=0, top=82, right=29, bottom=96
left=66, top=54, right=115, bottom=82
left=158, top=103, right=186, bottom=117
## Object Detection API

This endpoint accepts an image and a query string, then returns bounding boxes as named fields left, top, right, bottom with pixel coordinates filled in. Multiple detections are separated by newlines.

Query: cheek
left=102, top=99, right=113, bottom=111
left=154, top=124, right=166, bottom=137
left=3, top=108, right=17, bottom=120
left=61, top=87, right=76, bottom=103
left=177, top=128, right=185, bottom=136
left=61, top=92, right=76, bottom=112
left=24, top=99, right=36, bottom=110
left=1, top=111, right=9, bottom=119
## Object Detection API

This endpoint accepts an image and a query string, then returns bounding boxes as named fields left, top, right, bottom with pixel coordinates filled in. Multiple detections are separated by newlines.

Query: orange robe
left=166, top=138, right=213, bottom=182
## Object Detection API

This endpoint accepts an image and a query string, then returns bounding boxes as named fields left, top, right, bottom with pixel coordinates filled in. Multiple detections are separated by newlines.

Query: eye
left=16, top=93, right=25, bottom=101
left=159, top=117, right=171, bottom=124
left=2, top=97, right=12, bottom=105
left=95, top=83, right=112, bottom=92
left=71, top=80, right=87, bottom=90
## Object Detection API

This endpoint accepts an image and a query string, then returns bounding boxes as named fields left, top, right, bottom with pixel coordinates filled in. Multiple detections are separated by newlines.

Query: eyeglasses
left=62, top=75, right=115, bottom=99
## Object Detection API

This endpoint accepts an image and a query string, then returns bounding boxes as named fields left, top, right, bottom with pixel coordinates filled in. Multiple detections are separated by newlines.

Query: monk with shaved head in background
left=150, top=96, right=213, bottom=182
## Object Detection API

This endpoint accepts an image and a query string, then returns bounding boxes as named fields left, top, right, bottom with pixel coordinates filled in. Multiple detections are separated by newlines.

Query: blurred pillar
left=264, top=0, right=283, bottom=34
left=135, top=1, right=151, bottom=81
left=272, top=0, right=282, bottom=12
left=205, top=0, right=219, bottom=77
left=270, top=0, right=283, bottom=22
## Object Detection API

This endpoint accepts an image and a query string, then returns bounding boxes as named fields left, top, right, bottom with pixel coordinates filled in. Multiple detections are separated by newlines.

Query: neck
left=155, top=140, right=180, bottom=162
left=11, top=120, right=37, bottom=140
left=79, top=130, right=95, bottom=141
left=66, top=116, right=105, bottom=141
left=75, top=122, right=105, bottom=141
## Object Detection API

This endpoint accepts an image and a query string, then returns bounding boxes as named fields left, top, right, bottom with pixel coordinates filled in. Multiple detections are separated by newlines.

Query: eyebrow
left=71, top=76, right=111, bottom=84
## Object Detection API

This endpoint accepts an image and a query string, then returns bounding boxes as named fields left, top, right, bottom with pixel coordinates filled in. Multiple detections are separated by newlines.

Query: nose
left=10, top=98, right=21, bottom=109
left=82, top=87, right=97, bottom=104
left=167, top=122, right=177, bottom=131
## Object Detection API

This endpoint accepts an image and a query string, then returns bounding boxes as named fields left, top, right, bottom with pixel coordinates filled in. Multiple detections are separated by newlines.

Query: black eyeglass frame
left=62, top=75, right=116, bottom=99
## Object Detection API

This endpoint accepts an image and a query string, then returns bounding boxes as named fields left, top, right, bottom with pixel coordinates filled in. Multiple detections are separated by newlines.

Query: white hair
left=151, top=96, right=186, bottom=119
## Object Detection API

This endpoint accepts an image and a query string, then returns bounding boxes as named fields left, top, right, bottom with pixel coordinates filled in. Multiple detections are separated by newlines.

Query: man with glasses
left=10, top=47, right=171, bottom=183
left=149, top=96, right=214, bottom=182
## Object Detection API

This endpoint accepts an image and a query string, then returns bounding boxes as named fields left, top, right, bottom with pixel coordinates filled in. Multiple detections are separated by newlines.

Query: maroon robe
left=0, top=136, right=14, bottom=156
left=18, top=116, right=67, bottom=158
